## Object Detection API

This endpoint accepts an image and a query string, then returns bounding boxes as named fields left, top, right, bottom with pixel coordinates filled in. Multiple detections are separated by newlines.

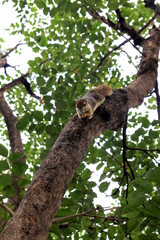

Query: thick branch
left=126, top=28, right=160, bottom=108
left=0, top=92, right=25, bottom=208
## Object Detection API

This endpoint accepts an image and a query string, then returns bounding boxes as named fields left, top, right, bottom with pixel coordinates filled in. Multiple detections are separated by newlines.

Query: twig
left=0, top=73, right=42, bottom=102
left=53, top=208, right=98, bottom=222
left=122, top=116, right=129, bottom=203
left=155, top=80, right=160, bottom=121
left=0, top=202, right=14, bottom=216
left=0, top=73, right=29, bottom=93
left=39, top=58, right=52, bottom=67
left=53, top=207, right=126, bottom=223
left=1, top=42, right=26, bottom=59
left=127, top=146, right=160, bottom=165
left=126, top=146, right=160, bottom=152
left=121, top=50, right=137, bottom=70
left=97, top=141, right=121, bottom=165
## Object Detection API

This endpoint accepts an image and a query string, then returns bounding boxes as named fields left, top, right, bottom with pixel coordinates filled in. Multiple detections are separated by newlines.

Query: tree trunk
left=1, top=28, right=160, bottom=240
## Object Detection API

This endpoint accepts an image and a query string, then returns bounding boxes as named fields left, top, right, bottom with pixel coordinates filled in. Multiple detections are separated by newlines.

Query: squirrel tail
left=93, top=84, right=113, bottom=97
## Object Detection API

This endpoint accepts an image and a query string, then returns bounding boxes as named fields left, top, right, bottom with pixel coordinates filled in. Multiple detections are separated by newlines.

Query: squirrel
left=75, top=84, right=113, bottom=119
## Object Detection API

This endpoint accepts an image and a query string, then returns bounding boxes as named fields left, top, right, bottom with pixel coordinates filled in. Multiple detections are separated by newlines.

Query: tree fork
left=1, top=28, right=160, bottom=240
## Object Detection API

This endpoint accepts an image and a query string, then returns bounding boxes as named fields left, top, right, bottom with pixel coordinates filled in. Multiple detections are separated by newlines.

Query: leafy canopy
left=0, top=0, right=160, bottom=239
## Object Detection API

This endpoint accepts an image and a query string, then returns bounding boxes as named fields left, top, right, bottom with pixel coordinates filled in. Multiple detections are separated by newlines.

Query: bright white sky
left=0, top=2, right=35, bottom=76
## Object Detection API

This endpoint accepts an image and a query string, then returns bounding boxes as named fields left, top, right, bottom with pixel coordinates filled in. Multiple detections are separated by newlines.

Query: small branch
left=84, top=3, right=156, bottom=75
left=122, top=117, right=129, bottom=203
left=115, top=9, right=144, bottom=45
left=143, top=149, right=159, bottom=165
left=97, top=141, right=121, bottom=165
left=138, top=12, right=157, bottom=34
left=0, top=73, right=29, bottom=93
left=121, top=50, right=137, bottom=69
left=107, top=173, right=125, bottom=197
left=0, top=202, right=14, bottom=216
left=126, top=146, right=160, bottom=152
left=127, top=146, right=160, bottom=165
left=21, top=77, right=42, bottom=101
left=0, top=73, right=42, bottom=102
left=155, top=80, right=160, bottom=121
left=53, top=207, right=126, bottom=223
left=39, top=58, right=52, bottom=67
left=53, top=208, right=98, bottom=223
left=1, top=42, right=26, bottom=59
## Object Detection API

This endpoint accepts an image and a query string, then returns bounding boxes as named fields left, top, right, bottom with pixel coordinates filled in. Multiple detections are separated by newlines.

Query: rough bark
left=0, top=93, right=26, bottom=208
left=1, top=28, right=160, bottom=240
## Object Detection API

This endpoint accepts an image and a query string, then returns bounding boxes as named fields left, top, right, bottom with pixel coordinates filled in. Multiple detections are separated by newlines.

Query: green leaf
left=132, top=177, right=153, bottom=194
left=12, top=162, right=27, bottom=176
left=2, top=186, right=15, bottom=198
left=0, top=144, right=8, bottom=157
left=18, top=177, right=30, bottom=187
left=32, top=110, right=43, bottom=121
left=16, top=113, right=32, bottom=130
left=35, top=123, right=45, bottom=134
left=108, top=226, right=116, bottom=239
left=9, top=152, right=24, bottom=162
left=128, top=191, right=146, bottom=207
left=141, top=118, right=150, bottom=128
left=71, top=190, right=84, bottom=200
left=35, top=0, right=46, bottom=8
left=81, top=169, right=92, bottom=180
left=99, top=181, right=110, bottom=193
left=108, top=0, right=119, bottom=10
left=122, top=205, right=139, bottom=218
left=144, top=202, right=160, bottom=219
left=149, top=129, right=159, bottom=139
left=146, top=167, right=160, bottom=183
left=37, top=77, right=45, bottom=87
left=0, top=160, right=9, bottom=172
left=45, top=125, right=55, bottom=136
left=0, top=174, right=12, bottom=187
left=0, top=205, right=8, bottom=219
left=127, top=218, right=140, bottom=232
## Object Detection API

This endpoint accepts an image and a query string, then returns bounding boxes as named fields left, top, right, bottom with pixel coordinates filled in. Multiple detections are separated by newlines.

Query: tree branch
left=0, top=92, right=25, bottom=208
left=1, top=42, right=25, bottom=59
left=0, top=202, right=14, bottom=216
left=53, top=207, right=126, bottom=223
left=126, top=146, right=160, bottom=166
left=0, top=73, right=42, bottom=102
left=86, top=4, right=156, bottom=75
left=155, top=79, right=160, bottom=121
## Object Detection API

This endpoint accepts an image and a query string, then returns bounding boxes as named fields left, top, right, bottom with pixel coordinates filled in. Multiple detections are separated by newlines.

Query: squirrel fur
left=75, top=84, right=112, bottom=119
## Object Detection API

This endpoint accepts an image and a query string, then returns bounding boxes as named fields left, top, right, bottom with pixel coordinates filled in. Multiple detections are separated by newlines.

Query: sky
left=0, top=2, right=35, bottom=76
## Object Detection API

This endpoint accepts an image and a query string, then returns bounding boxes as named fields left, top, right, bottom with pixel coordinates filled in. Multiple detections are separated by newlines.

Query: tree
left=0, top=0, right=160, bottom=239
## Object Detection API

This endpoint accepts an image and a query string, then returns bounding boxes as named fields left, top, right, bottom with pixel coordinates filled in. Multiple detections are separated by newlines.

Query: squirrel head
left=75, top=98, right=88, bottom=110
left=75, top=98, right=92, bottom=118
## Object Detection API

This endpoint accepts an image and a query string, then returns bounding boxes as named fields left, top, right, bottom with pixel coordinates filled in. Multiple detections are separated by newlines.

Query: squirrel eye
left=83, top=102, right=87, bottom=106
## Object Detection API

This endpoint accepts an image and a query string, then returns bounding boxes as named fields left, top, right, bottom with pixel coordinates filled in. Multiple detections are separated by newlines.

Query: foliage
left=0, top=0, right=160, bottom=239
